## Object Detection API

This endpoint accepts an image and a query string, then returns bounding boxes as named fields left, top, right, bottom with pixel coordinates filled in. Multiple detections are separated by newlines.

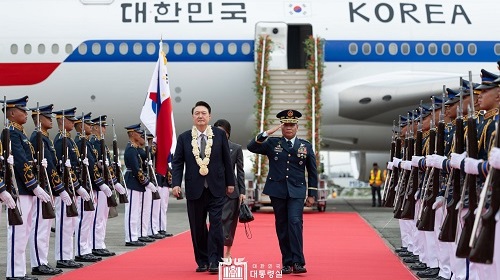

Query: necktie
left=287, top=140, right=293, bottom=148
left=200, top=134, right=206, bottom=159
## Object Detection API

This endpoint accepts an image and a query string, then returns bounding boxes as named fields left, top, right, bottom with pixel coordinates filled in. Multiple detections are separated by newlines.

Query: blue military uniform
left=247, top=109, right=317, bottom=274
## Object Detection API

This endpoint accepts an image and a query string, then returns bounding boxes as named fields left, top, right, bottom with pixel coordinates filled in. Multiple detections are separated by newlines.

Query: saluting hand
left=266, top=123, right=283, bottom=136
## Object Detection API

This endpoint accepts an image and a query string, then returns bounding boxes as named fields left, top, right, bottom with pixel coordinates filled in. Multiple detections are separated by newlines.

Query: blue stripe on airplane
left=64, top=39, right=500, bottom=63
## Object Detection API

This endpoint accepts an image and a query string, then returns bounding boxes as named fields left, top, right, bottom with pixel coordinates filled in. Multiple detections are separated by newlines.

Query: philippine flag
left=286, top=2, right=311, bottom=17
left=140, top=41, right=176, bottom=176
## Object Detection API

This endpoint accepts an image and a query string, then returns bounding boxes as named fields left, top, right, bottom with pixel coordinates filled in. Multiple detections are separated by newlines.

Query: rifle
left=2, top=96, right=23, bottom=225
left=384, top=118, right=402, bottom=207
left=382, top=121, right=396, bottom=205
left=79, top=113, right=95, bottom=211
left=394, top=113, right=413, bottom=219
left=456, top=71, right=479, bottom=258
left=469, top=108, right=500, bottom=263
left=35, top=103, right=56, bottom=219
left=145, top=133, right=160, bottom=200
left=439, top=79, right=465, bottom=242
left=61, top=112, right=79, bottom=217
left=99, top=117, right=118, bottom=207
left=112, top=119, right=128, bottom=203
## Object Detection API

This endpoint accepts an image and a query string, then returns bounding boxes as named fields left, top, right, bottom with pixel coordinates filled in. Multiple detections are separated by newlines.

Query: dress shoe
left=292, top=263, right=307, bottom=274
left=6, top=276, right=38, bottom=280
left=417, top=267, right=439, bottom=278
left=92, top=248, right=116, bottom=257
left=196, top=264, right=208, bottom=272
left=125, top=241, right=146, bottom=247
left=138, top=236, right=155, bottom=243
left=394, top=247, right=407, bottom=253
left=409, top=262, right=427, bottom=271
left=31, top=264, right=60, bottom=275
left=281, top=266, right=293, bottom=275
left=208, top=263, right=219, bottom=273
left=149, top=233, right=165, bottom=239
left=398, top=251, right=414, bottom=257
left=56, top=260, right=84, bottom=269
left=159, top=231, right=173, bottom=237
left=75, top=254, right=102, bottom=262
left=403, top=256, right=420, bottom=263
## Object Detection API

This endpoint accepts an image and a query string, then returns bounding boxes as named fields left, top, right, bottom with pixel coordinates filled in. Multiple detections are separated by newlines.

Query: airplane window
left=362, top=43, right=371, bottom=55
left=401, top=43, right=410, bottom=55
left=468, top=43, right=477, bottom=55
left=388, top=43, right=397, bottom=55
left=495, top=44, right=500, bottom=55
left=92, top=43, right=101, bottom=55
left=51, top=44, right=59, bottom=54
left=38, top=44, right=46, bottom=54
left=187, top=43, right=197, bottom=55
left=375, top=43, right=384, bottom=55
left=228, top=43, right=238, bottom=55
left=241, top=43, right=251, bottom=55
left=454, top=43, right=464, bottom=55
left=428, top=43, right=437, bottom=55
left=24, top=44, right=32, bottom=55
left=415, top=43, right=424, bottom=55
left=146, top=43, right=155, bottom=55
left=174, top=43, right=183, bottom=55
left=201, top=43, right=210, bottom=55
left=119, top=42, right=128, bottom=55
left=162, top=42, right=169, bottom=55
left=106, top=43, right=115, bottom=55
left=214, top=43, right=224, bottom=55
left=10, top=44, right=18, bottom=55
left=133, top=43, right=142, bottom=55
left=348, top=43, right=358, bottom=55
left=65, top=44, right=73, bottom=54
left=441, top=43, right=450, bottom=55
left=78, top=43, right=88, bottom=55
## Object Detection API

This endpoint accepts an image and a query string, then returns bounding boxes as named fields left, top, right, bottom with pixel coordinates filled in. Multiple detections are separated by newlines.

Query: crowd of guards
left=383, top=62, right=500, bottom=280
left=0, top=96, right=172, bottom=280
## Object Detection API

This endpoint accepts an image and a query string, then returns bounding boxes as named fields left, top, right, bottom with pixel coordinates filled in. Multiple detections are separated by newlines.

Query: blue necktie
left=287, top=140, right=293, bottom=148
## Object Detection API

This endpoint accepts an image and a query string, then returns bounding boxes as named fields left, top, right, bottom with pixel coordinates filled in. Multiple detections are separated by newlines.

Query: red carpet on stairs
left=52, top=212, right=415, bottom=280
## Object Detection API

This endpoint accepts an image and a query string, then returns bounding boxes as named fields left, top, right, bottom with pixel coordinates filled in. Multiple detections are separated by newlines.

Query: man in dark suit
left=172, top=101, right=235, bottom=274
left=247, top=109, right=318, bottom=275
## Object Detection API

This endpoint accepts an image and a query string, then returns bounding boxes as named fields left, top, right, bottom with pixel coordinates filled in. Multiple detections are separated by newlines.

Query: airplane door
left=255, top=22, right=288, bottom=70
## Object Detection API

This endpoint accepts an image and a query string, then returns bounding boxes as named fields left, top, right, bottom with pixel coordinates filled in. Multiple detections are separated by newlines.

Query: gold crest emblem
left=94, top=165, right=101, bottom=179
left=23, top=163, right=34, bottom=181
left=51, top=169, right=61, bottom=185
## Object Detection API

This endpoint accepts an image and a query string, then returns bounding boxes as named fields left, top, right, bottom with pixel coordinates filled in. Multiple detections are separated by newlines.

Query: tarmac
left=0, top=196, right=410, bottom=279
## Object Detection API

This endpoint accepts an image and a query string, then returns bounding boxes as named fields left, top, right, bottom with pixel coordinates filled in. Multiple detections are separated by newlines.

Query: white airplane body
left=0, top=0, right=497, bottom=156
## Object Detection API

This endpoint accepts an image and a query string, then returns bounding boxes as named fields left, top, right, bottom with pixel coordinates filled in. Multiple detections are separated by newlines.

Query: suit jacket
left=228, top=140, right=245, bottom=199
left=172, top=126, right=235, bottom=200
left=247, top=133, right=318, bottom=199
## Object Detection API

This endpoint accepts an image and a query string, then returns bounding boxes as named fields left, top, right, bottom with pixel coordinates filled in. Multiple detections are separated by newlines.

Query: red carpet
left=52, top=212, right=415, bottom=280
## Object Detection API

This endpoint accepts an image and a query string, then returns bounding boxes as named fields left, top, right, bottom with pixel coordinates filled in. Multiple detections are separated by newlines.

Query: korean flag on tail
left=286, top=2, right=311, bottom=17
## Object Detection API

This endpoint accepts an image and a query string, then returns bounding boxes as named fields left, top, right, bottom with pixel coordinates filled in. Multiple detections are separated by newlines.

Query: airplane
left=0, top=0, right=498, bottom=178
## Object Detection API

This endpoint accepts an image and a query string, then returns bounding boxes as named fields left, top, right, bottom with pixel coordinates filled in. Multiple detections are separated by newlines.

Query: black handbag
left=239, top=203, right=254, bottom=223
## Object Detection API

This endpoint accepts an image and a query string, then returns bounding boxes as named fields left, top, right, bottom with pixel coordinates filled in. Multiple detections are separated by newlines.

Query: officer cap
left=462, top=79, right=481, bottom=95
left=476, top=69, right=499, bottom=90
left=444, top=88, right=460, bottom=105
left=125, top=123, right=144, bottom=135
left=419, top=104, right=432, bottom=119
left=75, top=112, right=93, bottom=125
left=0, top=96, right=29, bottom=112
left=276, top=109, right=302, bottom=124
left=146, top=133, right=154, bottom=140
left=30, top=104, right=53, bottom=118
left=53, top=107, right=78, bottom=121
left=91, top=115, right=108, bottom=127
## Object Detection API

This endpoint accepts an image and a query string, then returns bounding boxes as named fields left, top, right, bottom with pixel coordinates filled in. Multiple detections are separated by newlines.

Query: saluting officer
left=247, top=109, right=317, bottom=275
left=1, top=96, right=52, bottom=280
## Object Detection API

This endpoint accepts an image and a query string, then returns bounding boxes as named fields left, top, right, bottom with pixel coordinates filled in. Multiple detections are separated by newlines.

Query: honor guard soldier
left=29, top=104, right=66, bottom=276
left=53, top=107, right=90, bottom=269
left=90, top=115, right=125, bottom=256
left=123, top=124, right=158, bottom=246
left=1, top=96, right=51, bottom=280
left=247, top=109, right=317, bottom=275
left=146, top=134, right=167, bottom=239
left=157, top=166, right=174, bottom=237
left=73, top=113, right=102, bottom=262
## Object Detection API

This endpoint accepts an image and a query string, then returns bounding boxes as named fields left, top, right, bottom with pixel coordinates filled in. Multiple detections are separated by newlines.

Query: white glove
left=489, top=147, right=500, bottom=169
left=76, top=187, right=90, bottom=201
left=65, top=159, right=71, bottom=168
left=148, top=160, right=153, bottom=166
left=114, top=182, right=126, bottom=195
left=425, top=154, right=434, bottom=168
left=411, top=156, right=424, bottom=167
left=392, top=157, right=402, bottom=168
left=432, top=196, right=445, bottom=210
left=7, top=155, right=13, bottom=165
left=82, top=158, right=89, bottom=166
left=41, top=158, right=48, bottom=168
left=387, top=162, right=394, bottom=170
left=59, top=190, right=73, bottom=205
left=145, top=182, right=158, bottom=193
left=450, top=152, right=467, bottom=169
left=496, top=210, right=500, bottom=222
left=99, top=184, right=112, bottom=197
left=414, top=189, right=420, bottom=200
left=105, top=159, right=109, bottom=166
left=0, top=191, right=15, bottom=209
left=432, top=154, right=447, bottom=170
left=401, top=160, right=412, bottom=171
left=464, top=157, right=483, bottom=175
left=33, top=186, right=51, bottom=203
